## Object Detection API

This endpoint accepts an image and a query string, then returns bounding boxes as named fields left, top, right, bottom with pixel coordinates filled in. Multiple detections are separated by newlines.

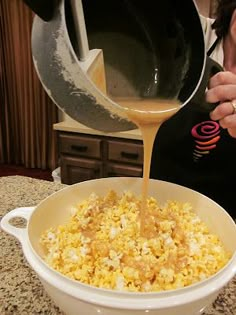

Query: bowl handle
left=0, top=207, right=35, bottom=243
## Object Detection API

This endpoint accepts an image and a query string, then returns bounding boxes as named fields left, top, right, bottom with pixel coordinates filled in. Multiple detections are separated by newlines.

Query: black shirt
left=150, top=103, right=236, bottom=218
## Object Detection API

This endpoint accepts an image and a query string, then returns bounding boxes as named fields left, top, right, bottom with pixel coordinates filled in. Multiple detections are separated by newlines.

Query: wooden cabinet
left=106, top=163, right=142, bottom=178
left=58, top=132, right=143, bottom=184
left=107, top=139, right=143, bottom=165
left=60, top=155, right=103, bottom=184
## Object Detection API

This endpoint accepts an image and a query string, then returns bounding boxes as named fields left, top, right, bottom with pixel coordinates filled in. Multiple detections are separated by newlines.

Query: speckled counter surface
left=0, top=176, right=235, bottom=315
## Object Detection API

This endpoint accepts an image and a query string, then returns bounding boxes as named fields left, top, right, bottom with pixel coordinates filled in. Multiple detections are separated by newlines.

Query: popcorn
left=40, top=190, right=231, bottom=292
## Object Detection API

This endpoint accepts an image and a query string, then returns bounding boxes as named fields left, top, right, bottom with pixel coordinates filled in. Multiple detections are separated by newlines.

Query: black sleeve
left=21, top=0, right=60, bottom=21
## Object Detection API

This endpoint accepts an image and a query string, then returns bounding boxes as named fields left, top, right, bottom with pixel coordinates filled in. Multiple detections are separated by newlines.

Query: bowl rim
left=24, top=239, right=236, bottom=310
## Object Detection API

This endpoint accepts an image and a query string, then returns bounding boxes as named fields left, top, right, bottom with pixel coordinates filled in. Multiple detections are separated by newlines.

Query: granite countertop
left=0, top=176, right=235, bottom=315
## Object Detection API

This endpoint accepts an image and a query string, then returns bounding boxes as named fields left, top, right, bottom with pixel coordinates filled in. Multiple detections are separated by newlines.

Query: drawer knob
left=71, top=145, right=88, bottom=152
left=121, top=151, right=139, bottom=160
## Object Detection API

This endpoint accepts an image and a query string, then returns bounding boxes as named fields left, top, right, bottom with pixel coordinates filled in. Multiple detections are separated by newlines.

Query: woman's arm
left=21, top=0, right=59, bottom=21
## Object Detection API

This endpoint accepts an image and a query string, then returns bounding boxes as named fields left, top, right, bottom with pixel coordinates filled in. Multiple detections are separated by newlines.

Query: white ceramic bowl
left=1, top=177, right=236, bottom=315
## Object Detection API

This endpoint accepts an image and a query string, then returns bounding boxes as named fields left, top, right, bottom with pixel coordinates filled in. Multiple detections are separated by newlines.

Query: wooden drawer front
left=108, top=140, right=143, bottom=165
left=61, top=155, right=103, bottom=184
left=106, top=163, right=143, bottom=177
left=59, top=133, right=101, bottom=158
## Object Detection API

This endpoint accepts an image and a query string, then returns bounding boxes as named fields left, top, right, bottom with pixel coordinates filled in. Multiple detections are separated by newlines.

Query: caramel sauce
left=113, top=98, right=181, bottom=236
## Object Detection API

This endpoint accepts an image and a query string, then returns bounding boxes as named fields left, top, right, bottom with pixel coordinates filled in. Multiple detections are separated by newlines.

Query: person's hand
left=207, top=71, right=236, bottom=138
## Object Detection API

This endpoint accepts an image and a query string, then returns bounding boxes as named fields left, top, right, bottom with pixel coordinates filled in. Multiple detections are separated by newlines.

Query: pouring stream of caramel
left=113, top=98, right=181, bottom=236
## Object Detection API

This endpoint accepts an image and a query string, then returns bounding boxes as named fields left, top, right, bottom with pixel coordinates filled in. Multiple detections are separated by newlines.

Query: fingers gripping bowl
left=1, top=177, right=236, bottom=315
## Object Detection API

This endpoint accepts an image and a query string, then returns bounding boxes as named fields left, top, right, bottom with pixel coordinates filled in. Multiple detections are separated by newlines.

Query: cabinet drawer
left=106, top=163, right=143, bottom=177
left=59, top=133, right=101, bottom=158
left=60, top=155, right=103, bottom=184
left=108, top=140, right=143, bottom=165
